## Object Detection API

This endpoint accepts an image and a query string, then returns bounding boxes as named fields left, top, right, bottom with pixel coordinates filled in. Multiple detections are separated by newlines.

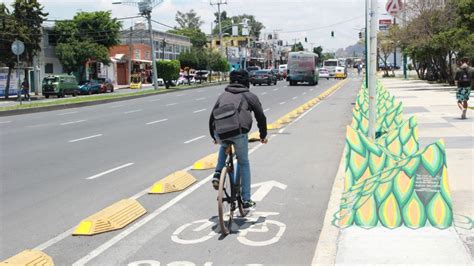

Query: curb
left=311, top=143, right=345, bottom=265
left=0, top=82, right=224, bottom=117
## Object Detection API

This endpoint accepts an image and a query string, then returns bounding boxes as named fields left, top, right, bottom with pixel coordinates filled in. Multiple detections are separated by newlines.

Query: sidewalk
left=333, top=78, right=473, bottom=264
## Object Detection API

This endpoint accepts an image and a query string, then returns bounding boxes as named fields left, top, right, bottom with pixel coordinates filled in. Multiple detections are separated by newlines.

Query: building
left=108, top=44, right=152, bottom=85
left=120, top=21, right=192, bottom=61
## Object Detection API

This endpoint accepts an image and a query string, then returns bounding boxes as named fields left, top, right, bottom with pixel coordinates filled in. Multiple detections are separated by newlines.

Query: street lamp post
left=368, top=0, right=378, bottom=140
left=112, top=0, right=163, bottom=90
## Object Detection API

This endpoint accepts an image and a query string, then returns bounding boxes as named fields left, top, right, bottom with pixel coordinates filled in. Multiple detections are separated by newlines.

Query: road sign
left=11, top=40, right=25, bottom=56
left=379, top=19, right=393, bottom=25
left=385, top=0, right=403, bottom=16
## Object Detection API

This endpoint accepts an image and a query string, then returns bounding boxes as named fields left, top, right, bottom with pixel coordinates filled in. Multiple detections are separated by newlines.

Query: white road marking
left=197, top=90, right=204, bottom=92
left=193, top=109, right=207, bottom=113
left=0, top=121, right=12, bottom=124
left=58, top=111, right=78, bottom=116
left=263, top=108, right=270, bottom=112
left=279, top=101, right=286, bottom=105
left=166, top=103, right=178, bottom=106
left=110, top=104, right=125, bottom=108
left=273, top=88, right=278, bottom=91
left=196, top=97, right=206, bottom=101
left=310, top=88, right=314, bottom=91
left=35, top=229, right=75, bottom=251
left=86, top=163, right=134, bottom=180
left=184, top=135, right=205, bottom=144
left=124, top=109, right=142, bottom=114
left=176, top=94, right=185, bottom=97
left=72, top=141, right=267, bottom=265
left=146, top=119, right=168, bottom=125
left=292, top=96, right=298, bottom=100
left=60, top=120, right=86, bottom=126
left=149, top=98, right=161, bottom=102
left=251, top=181, right=287, bottom=202
left=69, top=134, right=102, bottom=143
left=261, top=92, right=267, bottom=95
left=302, top=92, right=307, bottom=95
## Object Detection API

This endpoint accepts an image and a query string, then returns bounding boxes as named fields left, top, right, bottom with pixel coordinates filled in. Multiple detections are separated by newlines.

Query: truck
left=287, top=52, right=319, bottom=86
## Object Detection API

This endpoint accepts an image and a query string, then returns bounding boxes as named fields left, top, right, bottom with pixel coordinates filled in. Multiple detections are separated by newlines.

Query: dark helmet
left=229, top=69, right=250, bottom=88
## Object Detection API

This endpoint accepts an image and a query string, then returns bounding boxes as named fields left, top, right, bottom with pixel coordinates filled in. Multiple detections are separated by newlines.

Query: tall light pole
left=368, top=0, right=378, bottom=140
left=210, top=0, right=227, bottom=55
left=113, top=0, right=163, bottom=90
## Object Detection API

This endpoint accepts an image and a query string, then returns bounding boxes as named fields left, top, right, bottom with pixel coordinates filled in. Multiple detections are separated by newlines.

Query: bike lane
left=68, top=79, right=360, bottom=265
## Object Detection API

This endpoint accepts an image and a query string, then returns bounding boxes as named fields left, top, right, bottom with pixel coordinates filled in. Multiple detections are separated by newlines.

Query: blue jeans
left=215, top=133, right=251, bottom=202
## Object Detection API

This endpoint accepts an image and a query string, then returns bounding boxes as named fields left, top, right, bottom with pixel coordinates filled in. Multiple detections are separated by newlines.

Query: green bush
left=156, top=60, right=180, bottom=88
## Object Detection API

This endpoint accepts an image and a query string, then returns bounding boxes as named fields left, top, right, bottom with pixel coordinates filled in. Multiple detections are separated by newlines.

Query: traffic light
left=305, top=37, right=308, bottom=42
left=331, top=31, right=334, bottom=37
left=359, top=31, right=362, bottom=39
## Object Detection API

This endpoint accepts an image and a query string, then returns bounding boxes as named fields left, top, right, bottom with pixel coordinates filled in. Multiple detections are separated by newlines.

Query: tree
left=178, top=49, right=198, bottom=84
left=156, top=60, right=180, bottom=89
left=0, top=0, right=47, bottom=99
left=175, top=9, right=203, bottom=30
left=377, top=32, right=396, bottom=77
left=212, top=13, right=264, bottom=39
left=313, top=46, right=323, bottom=59
left=168, top=28, right=207, bottom=48
left=291, top=42, right=304, bottom=52
left=54, top=11, right=121, bottom=82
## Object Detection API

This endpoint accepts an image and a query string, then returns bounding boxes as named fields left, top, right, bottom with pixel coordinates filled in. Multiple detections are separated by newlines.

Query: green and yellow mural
left=336, top=82, right=453, bottom=230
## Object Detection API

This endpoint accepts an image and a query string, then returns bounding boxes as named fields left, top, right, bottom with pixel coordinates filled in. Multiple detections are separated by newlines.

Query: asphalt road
left=0, top=76, right=360, bottom=264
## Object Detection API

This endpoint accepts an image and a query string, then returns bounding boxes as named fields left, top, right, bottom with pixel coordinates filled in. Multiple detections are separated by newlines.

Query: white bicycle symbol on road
left=171, top=212, right=286, bottom=247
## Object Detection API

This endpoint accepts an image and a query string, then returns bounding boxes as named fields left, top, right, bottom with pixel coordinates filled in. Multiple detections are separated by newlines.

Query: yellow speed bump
left=149, top=171, right=196, bottom=194
left=73, top=199, right=146, bottom=236
left=0, top=249, right=53, bottom=266
left=287, top=111, right=299, bottom=119
left=267, top=123, right=283, bottom=130
left=192, top=153, right=218, bottom=170
left=248, top=131, right=260, bottom=141
left=277, top=116, right=292, bottom=124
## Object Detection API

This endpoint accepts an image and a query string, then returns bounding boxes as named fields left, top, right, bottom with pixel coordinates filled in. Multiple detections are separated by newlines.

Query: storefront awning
left=132, top=59, right=152, bottom=63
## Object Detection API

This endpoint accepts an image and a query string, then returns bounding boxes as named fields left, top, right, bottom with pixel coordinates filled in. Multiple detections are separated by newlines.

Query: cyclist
left=209, top=69, right=268, bottom=211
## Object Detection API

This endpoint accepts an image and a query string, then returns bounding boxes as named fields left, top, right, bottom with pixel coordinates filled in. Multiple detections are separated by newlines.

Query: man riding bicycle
left=209, top=69, right=268, bottom=211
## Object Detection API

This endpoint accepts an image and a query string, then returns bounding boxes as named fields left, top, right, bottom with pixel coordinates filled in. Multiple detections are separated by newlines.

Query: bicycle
left=217, top=138, right=261, bottom=235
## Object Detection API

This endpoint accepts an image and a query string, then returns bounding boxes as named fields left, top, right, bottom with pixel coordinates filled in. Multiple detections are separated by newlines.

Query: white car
left=319, top=68, right=330, bottom=79
left=157, top=78, right=165, bottom=86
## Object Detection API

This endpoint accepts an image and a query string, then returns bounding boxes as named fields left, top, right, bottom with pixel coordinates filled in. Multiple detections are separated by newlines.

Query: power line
left=279, top=16, right=364, bottom=34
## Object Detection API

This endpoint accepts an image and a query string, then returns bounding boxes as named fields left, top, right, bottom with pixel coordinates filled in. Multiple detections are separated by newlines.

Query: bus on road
left=287, top=52, right=319, bottom=86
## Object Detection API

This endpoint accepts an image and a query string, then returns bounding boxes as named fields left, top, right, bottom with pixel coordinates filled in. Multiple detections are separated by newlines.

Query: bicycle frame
left=223, top=144, right=242, bottom=211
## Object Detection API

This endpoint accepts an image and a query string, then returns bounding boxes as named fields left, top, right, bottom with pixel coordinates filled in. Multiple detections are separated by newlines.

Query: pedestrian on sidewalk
left=21, top=79, right=30, bottom=101
left=454, top=57, right=472, bottom=119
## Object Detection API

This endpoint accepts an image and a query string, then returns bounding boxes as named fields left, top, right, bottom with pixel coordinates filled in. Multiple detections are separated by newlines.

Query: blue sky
left=4, top=0, right=394, bottom=51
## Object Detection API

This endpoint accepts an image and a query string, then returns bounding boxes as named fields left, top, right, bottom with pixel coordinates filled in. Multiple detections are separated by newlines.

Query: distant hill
left=336, top=42, right=365, bottom=58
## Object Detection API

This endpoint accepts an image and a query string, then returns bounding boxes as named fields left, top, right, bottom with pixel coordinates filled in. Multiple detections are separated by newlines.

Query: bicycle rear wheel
left=217, top=167, right=233, bottom=235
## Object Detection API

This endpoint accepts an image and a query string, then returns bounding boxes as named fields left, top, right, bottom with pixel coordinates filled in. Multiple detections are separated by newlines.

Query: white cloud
left=3, top=0, right=393, bottom=51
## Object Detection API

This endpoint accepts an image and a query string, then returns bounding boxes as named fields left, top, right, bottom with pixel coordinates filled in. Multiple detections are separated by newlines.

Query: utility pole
left=403, top=0, right=408, bottom=79
left=112, top=0, right=163, bottom=90
left=128, top=26, right=133, bottom=86
left=210, top=0, right=227, bottom=55
left=368, top=0, right=378, bottom=140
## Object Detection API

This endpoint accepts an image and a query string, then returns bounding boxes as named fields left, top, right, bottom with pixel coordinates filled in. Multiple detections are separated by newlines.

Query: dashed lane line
left=60, top=120, right=87, bottom=126
left=196, top=97, right=206, bottom=101
left=302, top=92, right=307, bottom=95
left=184, top=135, right=205, bottom=144
left=146, top=119, right=168, bottom=125
left=176, top=94, right=185, bottom=97
left=85, top=163, right=135, bottom=180
left=280, top=101, right=286, bottom=105
left=261, top=92, right=267, bottom=95
left=109, top=104, right=125, bottom=108
left=0, top=121, right=12, bottom=124
left=69, top=134, right=102, bottom=143
left=264, top=108, right=270, bottom=112
left=193, top=109, right=207, bottom=114
left=124, top=109, right=142, bottom=114
left=292, top=96, right=298, bottom=100
left=166, top=103, right=178, bottom=106
left=273, top=88, right=279, bottom=91
left=149, top=98, right=161, bottom=102
left=58, top=111, right=78, bottom=116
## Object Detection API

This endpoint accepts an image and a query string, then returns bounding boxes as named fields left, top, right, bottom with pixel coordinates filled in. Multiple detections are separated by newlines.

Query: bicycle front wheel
left=217, top=167, right=233, bottom=235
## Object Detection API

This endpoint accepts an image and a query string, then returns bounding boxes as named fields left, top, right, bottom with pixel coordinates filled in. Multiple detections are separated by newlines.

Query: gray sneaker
left=211, top=171, right=220, bottom=190
left=462, top=110, right=467, bottom=119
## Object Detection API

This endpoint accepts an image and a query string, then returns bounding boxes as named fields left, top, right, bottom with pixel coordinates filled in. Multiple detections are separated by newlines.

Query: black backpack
left=212, top=92, right=246, bottom=135
left=458, top=69, right=471, bottom=87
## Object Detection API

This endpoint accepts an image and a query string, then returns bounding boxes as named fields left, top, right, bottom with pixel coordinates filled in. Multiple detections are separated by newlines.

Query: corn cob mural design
left=337, top=82, right=453, bottom=230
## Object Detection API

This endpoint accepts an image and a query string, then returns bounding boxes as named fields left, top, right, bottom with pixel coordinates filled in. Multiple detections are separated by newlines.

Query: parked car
left=97, top=78, right=114, bottom=93
left=319, top=68, right=330, bottom=79
left=42, top=74, right=79, bottom=98
left=195, top=70, right=209, bottom=82
left=79, top=80, right=101, bottom=95
left=250, top=69, right=278, bottom=86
